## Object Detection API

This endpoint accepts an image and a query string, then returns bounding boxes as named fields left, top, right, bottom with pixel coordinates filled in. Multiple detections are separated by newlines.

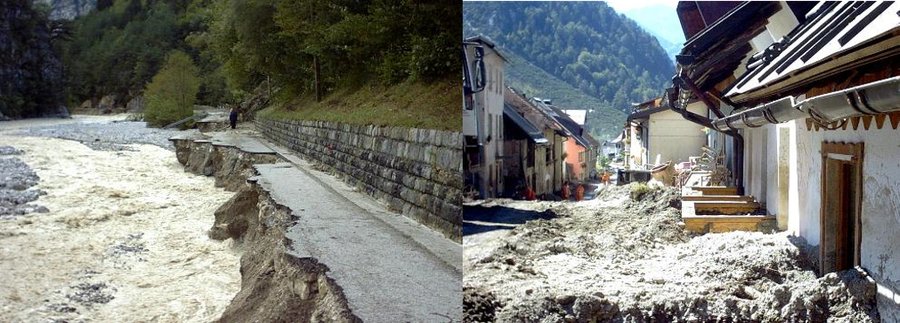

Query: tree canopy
left=206, top=0, right=460, bottom=99
left=143, top=50, right=200, bottom=127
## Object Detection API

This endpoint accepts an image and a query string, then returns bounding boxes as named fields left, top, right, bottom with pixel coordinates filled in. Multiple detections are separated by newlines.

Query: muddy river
left=0, top=118, right=240, bottom=322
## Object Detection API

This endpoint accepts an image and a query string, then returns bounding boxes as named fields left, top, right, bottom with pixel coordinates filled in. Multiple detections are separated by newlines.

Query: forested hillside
left=619, top=4, right=686, bottom=62
left=463, top=1, right=674, bottom=139
left=502, top=50, right=625, bottom=140
left=61, top=0, right=456, bottom=106
left=5, top=0, right=459, bottom=127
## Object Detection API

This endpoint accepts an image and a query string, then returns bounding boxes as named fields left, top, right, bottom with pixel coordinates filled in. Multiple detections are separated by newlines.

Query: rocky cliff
left=0, top=0, right=66, bottom=120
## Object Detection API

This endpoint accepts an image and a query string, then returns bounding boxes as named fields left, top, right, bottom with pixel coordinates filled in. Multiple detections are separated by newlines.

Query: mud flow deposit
left=0, top=117, right=240, bottom=322
left=463, top=184, right=880, bottom=322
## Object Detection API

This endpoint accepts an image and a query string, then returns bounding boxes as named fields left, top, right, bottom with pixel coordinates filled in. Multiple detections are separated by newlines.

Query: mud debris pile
left=463, top=183, right=879, bottom=322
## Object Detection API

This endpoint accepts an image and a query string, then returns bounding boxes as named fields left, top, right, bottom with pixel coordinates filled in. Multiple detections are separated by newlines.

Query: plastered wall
left=790, top=122, right=900, bottom=320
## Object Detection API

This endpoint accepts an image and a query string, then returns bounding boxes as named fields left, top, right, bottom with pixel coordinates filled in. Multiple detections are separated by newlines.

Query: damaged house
left=502, top=88, right=566, bottom=198
left=671, top=1, right=900, bottom=318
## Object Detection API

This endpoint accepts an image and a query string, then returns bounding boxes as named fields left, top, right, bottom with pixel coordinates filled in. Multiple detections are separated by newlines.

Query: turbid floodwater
left=0, top=116, right=240, bottom=322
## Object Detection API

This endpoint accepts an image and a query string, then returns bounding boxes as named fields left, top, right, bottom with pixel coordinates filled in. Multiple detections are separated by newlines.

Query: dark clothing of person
left=229, top=111, right=238, bottom=129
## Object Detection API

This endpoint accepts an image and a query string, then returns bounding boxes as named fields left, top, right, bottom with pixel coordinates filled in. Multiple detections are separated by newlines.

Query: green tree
left=143, top=50, right=200, bottom=127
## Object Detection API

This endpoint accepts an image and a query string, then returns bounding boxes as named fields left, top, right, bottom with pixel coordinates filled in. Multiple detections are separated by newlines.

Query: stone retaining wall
left=256, top=118, right=463, bottom=241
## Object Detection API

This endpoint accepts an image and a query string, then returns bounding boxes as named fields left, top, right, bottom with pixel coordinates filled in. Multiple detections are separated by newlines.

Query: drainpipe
left=672, top=73, right=745, bottom=195
left=680, top=73, right=726, bottom=118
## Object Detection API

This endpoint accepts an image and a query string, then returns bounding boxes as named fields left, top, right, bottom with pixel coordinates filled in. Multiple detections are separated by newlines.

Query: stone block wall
left=257, top=118, right=463, bottom=241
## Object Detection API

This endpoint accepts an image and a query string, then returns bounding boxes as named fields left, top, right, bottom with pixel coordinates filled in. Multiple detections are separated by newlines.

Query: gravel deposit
left=13, top=120, right=189, bottom=151
left=0, top=146, right=47, bottom=218
left=463, top=184, right=879, bottom=322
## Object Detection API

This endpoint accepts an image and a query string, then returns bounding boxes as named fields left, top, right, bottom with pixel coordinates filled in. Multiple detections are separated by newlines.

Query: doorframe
left=819, top=141, right=864, bottom=274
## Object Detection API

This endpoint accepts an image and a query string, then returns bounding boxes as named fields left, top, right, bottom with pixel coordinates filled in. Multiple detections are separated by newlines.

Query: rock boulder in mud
left=209, top=185, right=258, bottom=240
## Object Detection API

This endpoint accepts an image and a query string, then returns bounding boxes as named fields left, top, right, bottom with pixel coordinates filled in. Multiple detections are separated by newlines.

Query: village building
left=669, top=1, right=900, bottom=318
left=554, top=108, right=598, bottom=182
left=623, top=97, right=708, bottom=169
left=463, top=35, right=507, bottom=198
left=503, top=88, right=566, bottom=197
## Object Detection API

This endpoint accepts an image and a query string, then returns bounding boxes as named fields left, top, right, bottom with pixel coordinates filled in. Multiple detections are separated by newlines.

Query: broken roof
left=725, top=1, right=900, bottom=103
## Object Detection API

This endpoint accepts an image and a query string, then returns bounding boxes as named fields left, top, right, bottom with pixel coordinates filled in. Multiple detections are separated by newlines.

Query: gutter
left=713, top=76, right=900, bottom=131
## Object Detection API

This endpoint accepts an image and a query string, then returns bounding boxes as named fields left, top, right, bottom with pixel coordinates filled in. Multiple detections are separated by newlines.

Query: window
left=497, top=115, right=502, bottom=139
left=819, top=142, right=864, bottom=275
left=487, top=67, right=493, bottom=92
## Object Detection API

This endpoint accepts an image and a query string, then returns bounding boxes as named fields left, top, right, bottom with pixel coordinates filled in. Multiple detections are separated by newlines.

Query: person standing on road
left=229, top=106, right=238, bottom=129
left=575, top=184, right=585, bottom=201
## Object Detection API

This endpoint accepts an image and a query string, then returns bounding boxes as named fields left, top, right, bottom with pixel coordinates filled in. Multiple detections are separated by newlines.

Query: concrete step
left=252, top=162, right=461, bottom=322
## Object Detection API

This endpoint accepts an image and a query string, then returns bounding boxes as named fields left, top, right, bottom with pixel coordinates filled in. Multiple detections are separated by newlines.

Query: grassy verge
left=258, top=79, right=460, bottom=131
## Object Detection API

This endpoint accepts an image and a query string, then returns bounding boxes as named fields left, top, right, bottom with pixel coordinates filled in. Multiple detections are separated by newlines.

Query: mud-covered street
left=463, top=184, right=880, bottom=322
left=0, top=116, right=240, bottom=322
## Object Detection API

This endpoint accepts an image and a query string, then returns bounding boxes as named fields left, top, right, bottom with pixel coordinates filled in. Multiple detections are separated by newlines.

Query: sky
left=604, top=0, right=678, bottom=13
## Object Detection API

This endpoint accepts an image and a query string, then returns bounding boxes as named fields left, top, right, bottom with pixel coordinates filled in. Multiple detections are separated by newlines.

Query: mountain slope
left=464, top=1, right=674, bottom=140
left=503, top=49, right=625, bottom=140
left=620, top=4, right=685, bottom=61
